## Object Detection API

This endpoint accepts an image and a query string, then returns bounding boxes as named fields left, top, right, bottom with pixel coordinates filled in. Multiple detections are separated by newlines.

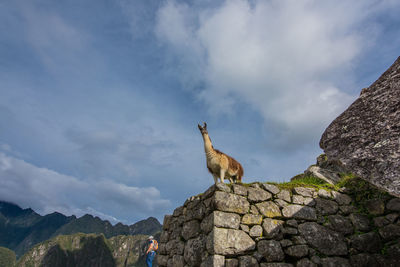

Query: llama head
left=198, top=122, right=208, bottom=135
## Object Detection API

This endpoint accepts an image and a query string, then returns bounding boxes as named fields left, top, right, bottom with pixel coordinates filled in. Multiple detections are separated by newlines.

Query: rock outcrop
left=158, top=180, right=400, bottom=266
left=320, top=57, right=400, bottom=197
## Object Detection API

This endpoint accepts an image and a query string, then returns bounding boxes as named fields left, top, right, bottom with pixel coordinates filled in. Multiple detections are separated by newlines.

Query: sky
left=0, top=0, right=399, bottom=225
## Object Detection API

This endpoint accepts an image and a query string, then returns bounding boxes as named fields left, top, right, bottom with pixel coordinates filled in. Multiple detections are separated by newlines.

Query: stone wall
left=158, top=180, right=400, bottom=267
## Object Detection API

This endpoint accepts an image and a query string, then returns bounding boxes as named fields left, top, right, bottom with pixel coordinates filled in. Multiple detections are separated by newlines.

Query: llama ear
left=198, top=124, right=202, bottom=130
left=203, top=122, right=207, bottom=129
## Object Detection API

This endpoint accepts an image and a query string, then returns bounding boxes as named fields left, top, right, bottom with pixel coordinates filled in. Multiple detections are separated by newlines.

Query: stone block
left=248, top=187, right=272, bottom=202
left=182, top=220, right=200, bottom=241
left=238, top=255, right=259, bottom=267
left=315, top=198, right=338, bottom=215
left=256, top=201, right=281, bottom=218
left=242, top=214, right=263, bottom=225
left=262, top=183, right=280, bottom=194
left=284, top=245, right=309, bottom=258
left=386, top=198, right=400, bottom=211
left=207, top=227, right=256, bottom=256
left=277, top=190, right=291, bottom=202
left=213, top=191, right=250, bottom=214
left=282, top=205, right=317, bottom=220
left=257, top=240, right=284, bottom=262
left=298, top=222, right=347, bottom=256
left=262, top=218, right=284, bottom=239
left=249, top=225, right=263, bottom=237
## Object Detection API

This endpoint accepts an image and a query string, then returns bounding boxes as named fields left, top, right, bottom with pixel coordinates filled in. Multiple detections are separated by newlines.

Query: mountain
left=0, top=201, right=162, bottom=258
left=17, top=233, right=156, bottom=267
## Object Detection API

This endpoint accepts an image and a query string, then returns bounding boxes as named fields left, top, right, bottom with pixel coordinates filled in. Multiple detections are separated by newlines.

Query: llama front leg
left=219, top=169, right=226, bottom=183
left=212, top=174, right=218, bottom=184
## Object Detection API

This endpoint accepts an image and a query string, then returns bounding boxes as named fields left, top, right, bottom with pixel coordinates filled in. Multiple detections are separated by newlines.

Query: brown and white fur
left=198, top=122, right=244, bottom=184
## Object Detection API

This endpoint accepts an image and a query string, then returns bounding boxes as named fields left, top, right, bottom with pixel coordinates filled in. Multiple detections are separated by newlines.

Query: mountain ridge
left=0, top=200, right=161, bottom=258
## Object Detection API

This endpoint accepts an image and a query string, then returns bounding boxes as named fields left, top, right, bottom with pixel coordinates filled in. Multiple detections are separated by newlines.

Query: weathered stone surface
left=166, top=239, right=185, bottom=255
left=293, top=187, right=315, bottom=197
left=282, top=205, right=317, bottom=221
left=172, top=255, right=185, bottom=267
left=282, top=227, right=298, bottom=235
left=249, top=225, right=263, bottom=237
left=284, top=245, right=309, bottom=258
left=160, top=231, right=169, bottom=243
left=185, top=203, right=206, bottom=221
left=262, top=218, right=284, bottom=239
left=250, top=205, right=260, bottom=215
left=373, top=216, right=390, bottom=227
left=238, top=256, right=259, bottom=267
left=213, top=211, right=241, bottom=229
left=320, top=57, right=400, bottom=197
left=365, top=199, right=385, bottom=215
left=173, top=206, right=184, bottom=217
left=248, top=187, right=272, bottom=202
left=200, top=213, right=213, bottom=234
left=260, top=264, right=293, bottom=267
left=320, top=257, right=350, bottom=267
left=317, top=189, right=331, bottom=199
left=339, top=205, right=357, bottom=215
left=216, top=182, right=232, bottom=193
left=315, top=199, right=339, bottom=215
left=256, top=201, right=281, bottom=218
left=242, top=214, right=263, bottom=225
left=257, top=240, right=284, bottom=262
left=262, top=183, right=280, bottom=194
left=331, top=191, right=352, bottom=205
left=240, top=224, right=250, bottom=233
left=387, top=198, right=400, bottom=211
left=275, top=199, right=289, bottom=208
left=182, top=220, right=200, bottom=240
left=305, top=165, right=341, bottom=185
left=163, top=215, right=173, bottom=230
left=298, top=222, right=347, bottom=256
left=200, top=255, right=225, bottom=267
left=277, top=190, right=291, bottom=202
left=208, top=227, right=256, bottom=256
left=296, top=258, right=317, bottom=267
left=184, top=235, right=206, bottom=266
left=286, top=219, right=298, bottom=228
left=350, top=232, right=382, bottom=253
left=378, top=224, right=400, bottom=240
left=225, top=258, right=239, bottom=267
left=326, top=215, right=353, bottom=235
left=232, top=184, right=247, bottom=196
left=280, top=239, right=293, bottom=247
left=213, top=191, right=250, bottom=214
left=292, top=195, right=305, bottom=205
left=349, top=213, right=371, bottom=232
left=157, top=255, right=169, bottom=266
left=291, top=236, right=307, bottom=245
left=349, top=253, right=381, bottom=267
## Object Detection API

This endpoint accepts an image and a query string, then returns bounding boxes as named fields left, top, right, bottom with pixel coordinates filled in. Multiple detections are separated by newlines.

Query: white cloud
left=0, top=152, right=170, bottom=224
left=155, top=0, right=393, bottom=147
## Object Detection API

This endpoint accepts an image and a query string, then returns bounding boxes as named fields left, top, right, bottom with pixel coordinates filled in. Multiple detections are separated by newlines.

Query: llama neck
left=202, top=133, right=214, bottom=155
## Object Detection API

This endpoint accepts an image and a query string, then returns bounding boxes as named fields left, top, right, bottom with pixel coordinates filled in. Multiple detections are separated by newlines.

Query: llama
left=198, top=122, right=244, bottom=184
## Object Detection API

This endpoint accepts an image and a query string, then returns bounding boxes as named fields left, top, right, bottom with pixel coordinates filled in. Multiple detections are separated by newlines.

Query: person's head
left=148, top=235, right=154, bottom=240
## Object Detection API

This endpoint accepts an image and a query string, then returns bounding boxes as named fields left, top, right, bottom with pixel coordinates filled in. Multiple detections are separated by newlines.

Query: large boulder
left=320, top=57, right=400, bottom=197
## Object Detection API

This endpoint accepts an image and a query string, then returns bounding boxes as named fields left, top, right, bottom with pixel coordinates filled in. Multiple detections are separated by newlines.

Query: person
left=145, top=235, right=157, bottom=267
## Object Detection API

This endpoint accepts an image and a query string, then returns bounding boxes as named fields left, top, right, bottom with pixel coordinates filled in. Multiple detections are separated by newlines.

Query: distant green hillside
left=0, top=201, right=162, bottom=258
left=17, top=233, right=154, bottom=267
left=0, top=246, right=16, bottom=267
